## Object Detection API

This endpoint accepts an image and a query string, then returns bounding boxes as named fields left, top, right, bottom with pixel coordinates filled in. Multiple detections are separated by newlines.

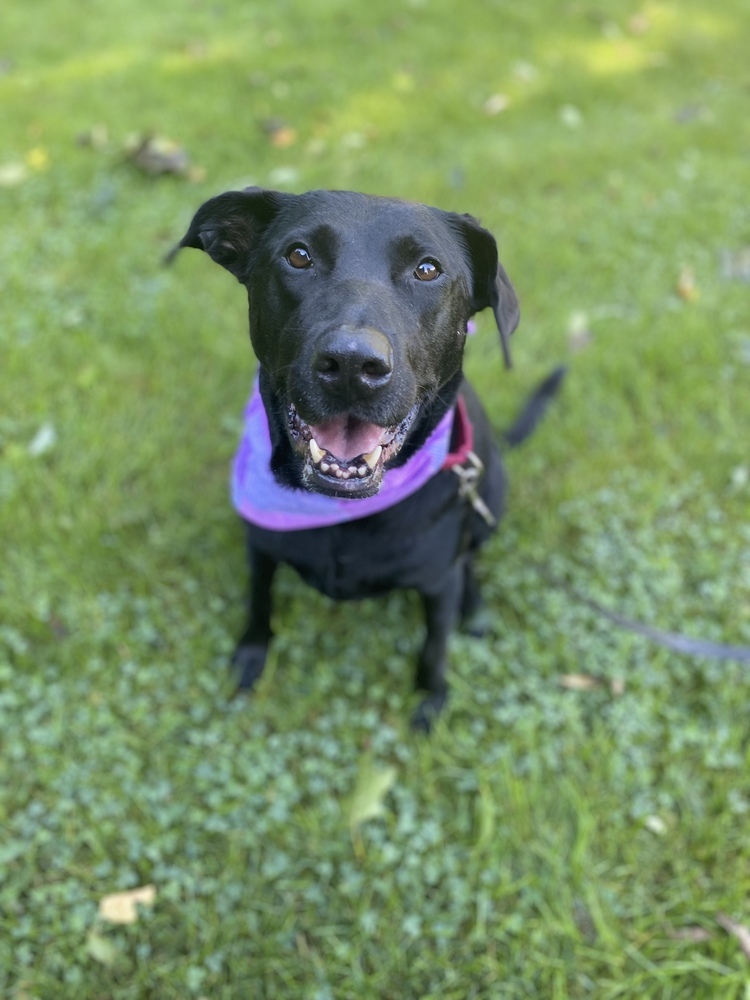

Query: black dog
left=174, top=188, right=560, bottom=729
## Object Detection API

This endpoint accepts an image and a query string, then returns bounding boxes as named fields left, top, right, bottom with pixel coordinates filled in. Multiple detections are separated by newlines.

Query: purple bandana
left=232, top=379, right=455, bottom=531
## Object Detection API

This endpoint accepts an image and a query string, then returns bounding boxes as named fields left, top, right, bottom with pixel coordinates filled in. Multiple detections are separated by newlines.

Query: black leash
left=533, top=561, right=750, bottom=663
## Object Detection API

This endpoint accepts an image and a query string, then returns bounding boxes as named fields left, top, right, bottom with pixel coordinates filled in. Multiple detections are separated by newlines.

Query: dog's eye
left=286, top=246, right=313, bottom=269
left=414, top=258, right=442, bottom=282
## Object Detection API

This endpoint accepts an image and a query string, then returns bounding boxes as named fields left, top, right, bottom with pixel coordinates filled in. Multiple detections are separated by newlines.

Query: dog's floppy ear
left=450, top=213, right=520, bottom=369
left=167, top=187, right=286, bottom=281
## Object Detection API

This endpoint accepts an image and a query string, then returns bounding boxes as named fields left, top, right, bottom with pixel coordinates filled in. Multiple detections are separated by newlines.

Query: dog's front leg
left=412, top=560, right=464, bottom=731
left=231, top=544, right=277, bottom=691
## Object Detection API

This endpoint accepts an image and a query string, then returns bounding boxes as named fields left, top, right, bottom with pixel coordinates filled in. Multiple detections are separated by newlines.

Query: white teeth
left=309, top=437, right=380, bottom=481
left=363, top=445, right=382, bottom=470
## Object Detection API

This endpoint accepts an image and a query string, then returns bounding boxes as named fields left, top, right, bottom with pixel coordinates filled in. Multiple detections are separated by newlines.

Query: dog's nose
left=312, top=328, right=394, bottom=394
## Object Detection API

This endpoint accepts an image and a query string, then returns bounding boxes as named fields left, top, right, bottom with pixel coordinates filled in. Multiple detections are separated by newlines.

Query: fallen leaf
left=0, top=161, right=28, bottom=187
left=677, top=265, right=699, bottom=301
left=483, top=94, right=510, bottom=116
left=717, top=912, right=750, bottom=960
left=25, top=147, right=49, bottom=171
left=260, top=118, right=288, bottom=138
left=559, top=673, right=603, bottom=691
left=98, top=884, right=156, bottom=924
left=644, top=814, right=667, bottom=836
left=667, top=925, right=713, bottom=943
left=349, top=759, right=397, bottom=829
left=125, top=135, right=191, bottom=176
left=86, top=929, right=119, bottom=966
left=270, top=127, right=297, bottom=149
left=261, top=118, right=296, bottom=148
left=28, top=423, right=57, bottom=457
left=567, top=310, right=593, bottom=352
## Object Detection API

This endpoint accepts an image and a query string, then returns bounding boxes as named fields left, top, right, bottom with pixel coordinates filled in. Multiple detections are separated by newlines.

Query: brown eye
left=287, top=246, right=313, bottom=269
left=414, top=258, right=441, bottom=281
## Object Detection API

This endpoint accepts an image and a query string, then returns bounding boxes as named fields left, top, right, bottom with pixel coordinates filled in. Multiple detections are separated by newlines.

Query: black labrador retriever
left=173, top=187, right=560, bottom=729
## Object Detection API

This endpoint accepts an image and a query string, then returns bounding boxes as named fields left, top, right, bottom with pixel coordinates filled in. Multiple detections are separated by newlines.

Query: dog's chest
left=248, top=473, right=468, bottom=601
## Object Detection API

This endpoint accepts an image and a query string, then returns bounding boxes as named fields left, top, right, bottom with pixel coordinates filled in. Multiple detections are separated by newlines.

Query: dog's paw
left=230, top=642, right=268, bottom=692
left=410, top=690, right=448, bottom=734
left=460, top=606, right=494, bottom=639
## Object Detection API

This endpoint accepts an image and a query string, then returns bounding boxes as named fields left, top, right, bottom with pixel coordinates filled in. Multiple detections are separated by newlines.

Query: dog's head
left=174, top=188, right=519, bottom=499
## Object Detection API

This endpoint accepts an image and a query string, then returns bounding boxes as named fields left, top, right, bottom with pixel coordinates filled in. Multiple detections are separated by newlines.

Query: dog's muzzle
left=288, top=403, right=419, bottom=498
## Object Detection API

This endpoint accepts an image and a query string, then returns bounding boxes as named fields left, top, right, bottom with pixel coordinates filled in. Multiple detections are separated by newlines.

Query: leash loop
left=452, top=451, right=497, bottom=527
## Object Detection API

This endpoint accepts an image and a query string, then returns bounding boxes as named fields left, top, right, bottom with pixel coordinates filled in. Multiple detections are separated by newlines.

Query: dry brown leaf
left=270, top=126, right=297, bottom=149
left=677, top=265, right=699, bottom=301
left=126, top=135, right=190, bottom=176
left=98, top=884, right=156, bottom=924
left=667, top=925, right=713, bottom=943
left=717, top=912, right=750, bottom=960
left=559, top=673, right=604, bottom=691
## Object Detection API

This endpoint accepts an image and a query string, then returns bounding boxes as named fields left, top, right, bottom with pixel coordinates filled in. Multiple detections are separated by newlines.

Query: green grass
left=2, top=0, right=750, bottom=995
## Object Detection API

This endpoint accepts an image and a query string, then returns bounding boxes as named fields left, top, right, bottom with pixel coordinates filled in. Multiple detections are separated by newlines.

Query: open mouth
left=288, top=403, right=419, bottom=497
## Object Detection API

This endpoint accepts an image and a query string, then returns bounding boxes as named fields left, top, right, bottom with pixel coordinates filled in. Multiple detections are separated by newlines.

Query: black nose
left=312, top=327, right=394, bottom=395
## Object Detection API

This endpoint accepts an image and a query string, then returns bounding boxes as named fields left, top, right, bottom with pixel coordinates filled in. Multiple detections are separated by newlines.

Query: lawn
left=1, top=0, right=750, bottom=996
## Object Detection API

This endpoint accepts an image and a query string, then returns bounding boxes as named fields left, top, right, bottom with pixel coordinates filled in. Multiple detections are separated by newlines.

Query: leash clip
left=451, top=451, right=497, bottom=527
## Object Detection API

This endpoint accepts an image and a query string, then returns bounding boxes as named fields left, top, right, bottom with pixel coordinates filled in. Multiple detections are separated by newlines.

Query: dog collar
left=231, top=379, right=461, bottom=531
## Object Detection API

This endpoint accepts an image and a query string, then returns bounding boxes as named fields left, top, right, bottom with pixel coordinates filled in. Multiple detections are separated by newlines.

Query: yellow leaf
left=559, top=673, right=603, bottom=691
left=25, top=147, right=49, bottom=171
left=98, top=884, right=156, bottom=924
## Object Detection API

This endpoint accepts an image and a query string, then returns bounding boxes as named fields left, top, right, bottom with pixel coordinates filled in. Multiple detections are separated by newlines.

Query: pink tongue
left=311, top=416, right=386, bottom=462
